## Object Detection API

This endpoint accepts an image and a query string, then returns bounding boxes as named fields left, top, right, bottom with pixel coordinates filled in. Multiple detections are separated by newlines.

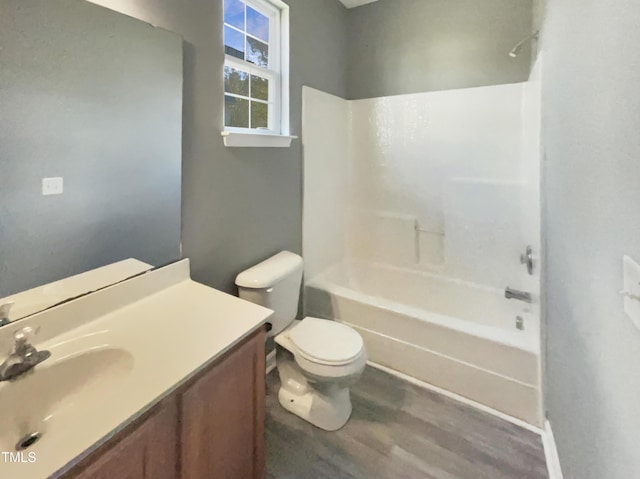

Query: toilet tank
left=235, top=251, right=303, bottom=336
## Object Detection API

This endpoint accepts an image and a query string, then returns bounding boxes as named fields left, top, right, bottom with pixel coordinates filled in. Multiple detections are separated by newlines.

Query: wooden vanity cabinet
left=68, top=397, right=178, bottom=479
left=181, top=328, right=266, bottom=479
left=63, top=328, right=266, bottom=479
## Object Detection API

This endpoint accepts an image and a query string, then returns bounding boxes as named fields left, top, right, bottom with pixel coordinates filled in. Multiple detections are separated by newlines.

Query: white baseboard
left=266, top=350, right=276, bottom=374
left=367, top=361, right=543, bottom=434
left=542, top=420, right=564, bottom=479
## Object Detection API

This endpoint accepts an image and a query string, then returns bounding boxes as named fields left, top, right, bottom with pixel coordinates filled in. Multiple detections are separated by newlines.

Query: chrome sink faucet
left=0, top=326, right=51, bottom=382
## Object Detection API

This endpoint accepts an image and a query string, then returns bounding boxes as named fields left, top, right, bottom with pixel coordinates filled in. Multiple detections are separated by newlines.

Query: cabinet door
left=181, top=329, right=266, bottom=479
left=70, top=398, right=177, bottom=479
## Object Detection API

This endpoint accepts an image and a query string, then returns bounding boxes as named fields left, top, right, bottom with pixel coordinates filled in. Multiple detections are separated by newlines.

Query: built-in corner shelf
left=221, top=131, right=297, bottom=148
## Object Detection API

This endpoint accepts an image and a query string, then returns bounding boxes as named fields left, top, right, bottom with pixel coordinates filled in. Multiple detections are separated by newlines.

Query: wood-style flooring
left=265, top=366, right=548, bottom=479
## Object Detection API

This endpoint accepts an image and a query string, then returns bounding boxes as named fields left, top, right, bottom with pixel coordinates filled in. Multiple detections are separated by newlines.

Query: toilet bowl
left=235, top=251, right=367, bottom=431
left=275, top=317, right=367, bottom=431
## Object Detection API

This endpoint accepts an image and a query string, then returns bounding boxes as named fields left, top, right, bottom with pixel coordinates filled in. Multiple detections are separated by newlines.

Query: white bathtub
left=304, top=261, right=542, bottom=426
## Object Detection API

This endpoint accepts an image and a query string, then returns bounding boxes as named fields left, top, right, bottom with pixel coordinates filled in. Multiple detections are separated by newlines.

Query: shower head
left=509, top=30, right=539, bottom=58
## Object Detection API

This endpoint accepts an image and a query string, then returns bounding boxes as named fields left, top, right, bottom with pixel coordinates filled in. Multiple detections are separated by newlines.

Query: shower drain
left=16, top=432, right=42, bottom=451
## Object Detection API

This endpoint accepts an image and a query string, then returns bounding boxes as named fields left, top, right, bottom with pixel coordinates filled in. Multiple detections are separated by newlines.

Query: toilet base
left=274, top=334, right=366, bottom=432
left=278, top=381, right=352, bottom=432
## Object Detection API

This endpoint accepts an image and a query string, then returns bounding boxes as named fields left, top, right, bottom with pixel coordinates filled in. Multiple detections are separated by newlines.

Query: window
left=223, top=0, right=288, bottom=136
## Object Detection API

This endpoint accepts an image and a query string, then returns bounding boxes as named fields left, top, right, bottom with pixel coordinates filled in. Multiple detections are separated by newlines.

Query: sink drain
left=16, top=432, right=42, bottom=451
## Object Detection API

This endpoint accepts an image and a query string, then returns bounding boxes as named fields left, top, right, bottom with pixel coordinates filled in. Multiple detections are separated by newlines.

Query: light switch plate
left=622, top=255, right=640, bottom=331
left=42, top=177, right=63, bottom=196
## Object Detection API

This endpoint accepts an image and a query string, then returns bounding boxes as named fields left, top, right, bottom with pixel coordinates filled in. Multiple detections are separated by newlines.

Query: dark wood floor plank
left=266, top=366, right=548, bottom=479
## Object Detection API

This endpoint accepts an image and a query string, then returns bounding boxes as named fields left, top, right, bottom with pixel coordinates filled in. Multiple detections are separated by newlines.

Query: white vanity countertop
left=0, top=259, right=272, bottom=479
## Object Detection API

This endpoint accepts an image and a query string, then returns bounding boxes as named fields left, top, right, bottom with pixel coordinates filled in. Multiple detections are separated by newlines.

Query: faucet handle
left=13, top=326, right=38, bottom=347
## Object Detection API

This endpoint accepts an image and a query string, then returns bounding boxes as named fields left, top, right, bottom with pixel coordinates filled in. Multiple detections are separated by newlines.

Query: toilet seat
left=288, top=317, right=364, bottom=366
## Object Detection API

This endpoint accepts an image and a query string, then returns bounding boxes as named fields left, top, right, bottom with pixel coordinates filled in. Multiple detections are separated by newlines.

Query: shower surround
left=302, top=76, right=541, bottom=425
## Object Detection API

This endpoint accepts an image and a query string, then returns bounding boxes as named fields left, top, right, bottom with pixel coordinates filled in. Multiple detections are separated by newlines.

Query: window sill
left=221, top=131, right=297, bottom=148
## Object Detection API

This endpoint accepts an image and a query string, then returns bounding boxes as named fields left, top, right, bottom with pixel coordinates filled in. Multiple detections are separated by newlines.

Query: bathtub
left=304, top=261, right=542, bottom=426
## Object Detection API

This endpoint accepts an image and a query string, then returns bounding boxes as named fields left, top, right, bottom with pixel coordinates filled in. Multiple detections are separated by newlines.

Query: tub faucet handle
left=520, top=246, right=534, bottom=275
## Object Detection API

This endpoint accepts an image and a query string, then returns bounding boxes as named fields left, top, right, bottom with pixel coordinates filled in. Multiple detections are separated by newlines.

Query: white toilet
left=236, top=251, right=367, bottom=431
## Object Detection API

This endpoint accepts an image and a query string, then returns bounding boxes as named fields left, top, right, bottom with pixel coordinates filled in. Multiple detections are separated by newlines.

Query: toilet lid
left=289, top=317, right=364, bottom=365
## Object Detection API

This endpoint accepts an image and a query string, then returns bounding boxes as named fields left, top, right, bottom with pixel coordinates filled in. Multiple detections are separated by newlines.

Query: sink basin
left=0, top=345, right=134, bottom=452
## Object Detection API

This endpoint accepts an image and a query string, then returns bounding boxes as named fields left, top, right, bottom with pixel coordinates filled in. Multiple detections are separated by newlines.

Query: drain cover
left=16, top=432, right=42, bottom=451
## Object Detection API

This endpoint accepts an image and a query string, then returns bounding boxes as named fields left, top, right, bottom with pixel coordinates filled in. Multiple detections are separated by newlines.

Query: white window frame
left=223, top=0, right=290, bottom=137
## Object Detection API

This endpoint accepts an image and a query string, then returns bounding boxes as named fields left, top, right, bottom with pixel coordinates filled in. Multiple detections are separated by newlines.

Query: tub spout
left=505, top=287, right=532, bottom=303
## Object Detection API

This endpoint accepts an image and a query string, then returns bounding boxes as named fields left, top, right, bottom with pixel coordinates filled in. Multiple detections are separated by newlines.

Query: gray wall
left=347, top=0, right=533, bottom=99
left=540, top=0, right=640, bottom=477
left=88, top=0, right=348, bottom=294
left=0, top=0, right=182, bottom=297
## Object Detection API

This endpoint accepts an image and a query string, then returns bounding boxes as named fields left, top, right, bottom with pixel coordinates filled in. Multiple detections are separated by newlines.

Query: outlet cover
left=42, top=177, right=63, bottom=196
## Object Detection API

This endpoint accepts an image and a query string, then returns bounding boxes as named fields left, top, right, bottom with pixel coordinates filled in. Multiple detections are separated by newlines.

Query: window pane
left=225, top=67, right=249, bottom=96
left=224, top=26, right=245, bottom=60
left=225, top=96, right=249, bottom=128
left=246, top=7, right=269, bottom=42
left=246, top=37, right=268, bottom=67
left=251, top=75, right=269, bottom=101
left=251, top=101, right=269, bottom=129
left=224, top=0, right=245, bottom=30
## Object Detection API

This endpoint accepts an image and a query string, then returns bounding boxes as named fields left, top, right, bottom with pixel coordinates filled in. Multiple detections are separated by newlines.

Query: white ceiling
left=339, top=0, right=379, bottom=9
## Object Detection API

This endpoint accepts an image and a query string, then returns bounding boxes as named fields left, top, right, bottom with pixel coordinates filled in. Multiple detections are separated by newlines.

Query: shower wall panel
left=348, top=83, right=537, bottom=290
left=301, top=87, right=350, bottom=280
